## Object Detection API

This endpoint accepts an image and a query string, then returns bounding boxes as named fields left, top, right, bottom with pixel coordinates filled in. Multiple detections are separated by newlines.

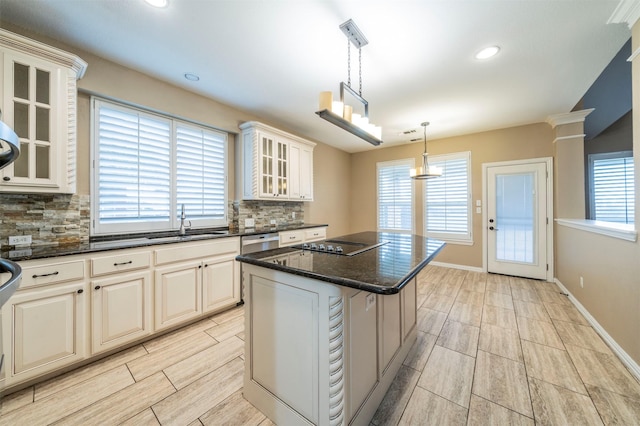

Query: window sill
left=555, top=218, right=637, bottom=242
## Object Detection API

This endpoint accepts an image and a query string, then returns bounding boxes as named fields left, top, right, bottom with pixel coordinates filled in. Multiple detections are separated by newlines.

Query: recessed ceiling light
left=475, top=46, right=500, bottom=60
left=144, top=0, right=168, bottom=8
left=184, top=73, right=200, bottom=81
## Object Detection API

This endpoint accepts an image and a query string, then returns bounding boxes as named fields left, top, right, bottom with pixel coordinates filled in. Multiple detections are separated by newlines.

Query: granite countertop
left=1, top=223, right=328, bottom=262
left=236, top=231, right=445, bottom=295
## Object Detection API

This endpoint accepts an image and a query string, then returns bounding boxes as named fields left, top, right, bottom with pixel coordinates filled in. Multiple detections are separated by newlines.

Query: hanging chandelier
left=316, top=19, right=382, bottom=146
left=410, top=122, right=442, bottom=179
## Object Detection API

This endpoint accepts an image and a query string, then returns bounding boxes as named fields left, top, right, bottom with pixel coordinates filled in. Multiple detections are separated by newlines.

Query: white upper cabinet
left=0, top=29, right=87, bottom=194
left=238, top=121, right=315, bottom=201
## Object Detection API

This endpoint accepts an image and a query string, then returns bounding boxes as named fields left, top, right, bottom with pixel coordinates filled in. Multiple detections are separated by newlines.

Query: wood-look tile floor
left=2, top=266, right=640, bottom=425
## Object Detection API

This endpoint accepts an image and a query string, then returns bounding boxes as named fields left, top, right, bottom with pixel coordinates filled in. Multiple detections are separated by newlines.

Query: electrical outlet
left=270, top=219, right=277, bottom=225
left=244, top=218, right=255, bottom=227
left=580, top=276, right=584, bottom=288
left=9, top=235, right=32, bottom=246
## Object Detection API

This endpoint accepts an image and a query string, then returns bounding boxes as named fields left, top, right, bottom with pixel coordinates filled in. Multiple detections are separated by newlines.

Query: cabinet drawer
left=91, top=251, right=151, bottom=277
left=304, top=227, right=326, bottom=242
left=20, top=260, right=85, bottom=289
left=279, top=230, right=304, bottom=247
left=154, top=237, right=240, bottom=265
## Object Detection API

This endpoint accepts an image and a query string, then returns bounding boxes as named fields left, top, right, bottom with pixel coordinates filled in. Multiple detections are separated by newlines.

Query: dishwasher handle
left=242, top=236, right=280, bottom=246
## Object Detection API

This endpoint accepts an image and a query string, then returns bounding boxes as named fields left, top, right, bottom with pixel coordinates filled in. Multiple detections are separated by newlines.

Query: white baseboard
left=429, top=261, right=484, bottom=273
left=554, top=278, right=640, bottom=382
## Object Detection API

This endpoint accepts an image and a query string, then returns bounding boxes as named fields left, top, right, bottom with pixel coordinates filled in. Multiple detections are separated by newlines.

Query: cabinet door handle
left=113, top=260, right=133, bottom=266
left=77, top=289, right=84, bottom=294
left=32, top=271, right=59, bottom=278
left=3, top=176, right=10, bottom=181
left=94, top=285, right=101, bottom=290
left=204, top=264, right=208, bottom=268
left=198, top=265, right=202, bottom=269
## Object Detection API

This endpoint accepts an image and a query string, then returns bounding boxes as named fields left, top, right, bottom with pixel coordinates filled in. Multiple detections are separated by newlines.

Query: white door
left=486, top=161, right=549, bottom=280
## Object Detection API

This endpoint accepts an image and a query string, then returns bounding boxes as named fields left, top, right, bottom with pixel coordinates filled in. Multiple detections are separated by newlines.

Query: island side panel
left=242, top=263, right=418, bottom=426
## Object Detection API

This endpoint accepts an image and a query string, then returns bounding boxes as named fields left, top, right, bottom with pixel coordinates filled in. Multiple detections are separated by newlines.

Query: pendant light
left=316, top=19, right=382, bottom=146
left=410, top=122, right=442, bottom=180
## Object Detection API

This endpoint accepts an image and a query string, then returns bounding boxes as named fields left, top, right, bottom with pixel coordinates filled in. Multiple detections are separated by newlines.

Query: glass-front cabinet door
left=258, top=132, right=288, bottom=198
left=0, top=29, right=87, bottom=194
left=259, top=133, right=274, bottom=197
left=7, top=55, right=54, bottom=185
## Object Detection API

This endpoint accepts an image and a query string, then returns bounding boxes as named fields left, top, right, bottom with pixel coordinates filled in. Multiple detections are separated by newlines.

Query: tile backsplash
left=0, top=193, right=303, bottom=247
left=231, top=200, right=304, bottom=230
left=0, top=193, right=90, bottom=247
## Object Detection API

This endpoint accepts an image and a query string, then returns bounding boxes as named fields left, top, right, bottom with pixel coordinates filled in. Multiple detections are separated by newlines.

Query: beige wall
left=350, top=123, right=554, bottom=268
left=304, top=142, right=351, bottom=238
left=552, top=22, right=640, bottom=365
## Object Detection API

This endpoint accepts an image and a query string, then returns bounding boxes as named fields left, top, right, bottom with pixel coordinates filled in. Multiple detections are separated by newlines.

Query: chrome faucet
left=179, top=204, right=191, bottom=235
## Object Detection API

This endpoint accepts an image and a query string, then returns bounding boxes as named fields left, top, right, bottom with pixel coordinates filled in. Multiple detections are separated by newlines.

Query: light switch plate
left=244, top=218, right=255, bottom=227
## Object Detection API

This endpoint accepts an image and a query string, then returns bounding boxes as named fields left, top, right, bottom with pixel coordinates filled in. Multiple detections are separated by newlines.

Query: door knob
left=489, top=226, right=499, bottom=231
left=489, top=219, right=494, bottom=223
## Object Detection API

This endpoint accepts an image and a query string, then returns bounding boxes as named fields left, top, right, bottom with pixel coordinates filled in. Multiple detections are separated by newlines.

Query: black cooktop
left=295, top=239, right=388, bottom=256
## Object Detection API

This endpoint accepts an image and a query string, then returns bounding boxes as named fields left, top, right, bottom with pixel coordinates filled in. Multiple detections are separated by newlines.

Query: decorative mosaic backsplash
left=0, top=194, right=90, bottom=247
left=230, top=200, right=304, bottom=231
left=0, top=193, right=303, bottom=247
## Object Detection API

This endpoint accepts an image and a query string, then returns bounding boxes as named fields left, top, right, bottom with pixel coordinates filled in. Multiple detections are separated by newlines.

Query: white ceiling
left=0, top=0, right=632, bottom=153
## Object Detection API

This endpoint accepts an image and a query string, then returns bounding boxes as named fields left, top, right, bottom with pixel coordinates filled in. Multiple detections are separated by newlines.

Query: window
left=589, top=151, right=634, bottom=224
left=377, top=159, right=414, bottom=232
left=424, top=151, right=472, bottom=243
left=92, top=98, right=227, bottom=235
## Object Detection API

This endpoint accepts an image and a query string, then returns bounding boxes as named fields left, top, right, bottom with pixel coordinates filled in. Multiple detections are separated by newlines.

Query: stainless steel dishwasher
left=240, top=233, right=280, bottom=301
left=241, top=232, right=280, bottom=255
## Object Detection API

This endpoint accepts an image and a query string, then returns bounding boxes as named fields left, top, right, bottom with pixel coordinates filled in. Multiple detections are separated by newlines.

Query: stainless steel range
left=295, top=239, right=388, bottom=256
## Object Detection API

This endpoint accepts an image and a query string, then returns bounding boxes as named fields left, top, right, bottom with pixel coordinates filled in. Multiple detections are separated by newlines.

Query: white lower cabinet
left=91, top=271, right=152, bottom=354
left=154, top=261, right=203, bottom=331
left=202, top=254, right=240, bottom=314
left=0, top=235, right=244, bottom=392
left=279, top=226, right=327, bottom=247
left=3, top=281, right=88, bottom=386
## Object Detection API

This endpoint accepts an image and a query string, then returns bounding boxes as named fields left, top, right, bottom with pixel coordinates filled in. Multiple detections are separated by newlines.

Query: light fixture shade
left=410, top=121, right=441, bottom=180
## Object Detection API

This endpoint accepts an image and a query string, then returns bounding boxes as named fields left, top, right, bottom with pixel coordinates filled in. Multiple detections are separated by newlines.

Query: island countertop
left=236, top=231, right=445, bottom=295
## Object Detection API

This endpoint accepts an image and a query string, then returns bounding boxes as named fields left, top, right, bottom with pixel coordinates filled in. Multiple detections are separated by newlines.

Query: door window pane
left=36, top=69, right=50, bottom=105
left=495, top=173, right=535, bottom=263
left=13, top=62, right=29, bottom=100
left=36, top=106, right=50, bottom=141
left=14, top=142, right=29, bottom=177
left=14, top=102, right=29, bottom=139
left=36, top=145, right=50, bottom=179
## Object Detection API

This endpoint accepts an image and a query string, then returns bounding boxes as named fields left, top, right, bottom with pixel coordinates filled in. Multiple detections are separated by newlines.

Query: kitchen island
left=236, top=232, right=444, bottom=426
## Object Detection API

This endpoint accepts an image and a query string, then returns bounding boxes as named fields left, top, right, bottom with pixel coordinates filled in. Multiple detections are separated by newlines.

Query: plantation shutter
left=176, top=124, right=227, bottom=222
left=377, top=160, right=413, bottom=232
left=591, top=154, right=634, bottom=224
left=96, top=101, right=171, bottom=228
left=425, top=152, right=472, bottom=241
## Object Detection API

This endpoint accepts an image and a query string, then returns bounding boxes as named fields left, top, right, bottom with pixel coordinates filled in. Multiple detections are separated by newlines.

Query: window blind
left=425, top=152, right=471, bottom=242
left=96, top=102, right=171, bottom=226
left=377, top=160, right=413, bottom=232
left=176, top=123, right=227, bottom=221
left=591, top=154, right=634, bottom=224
